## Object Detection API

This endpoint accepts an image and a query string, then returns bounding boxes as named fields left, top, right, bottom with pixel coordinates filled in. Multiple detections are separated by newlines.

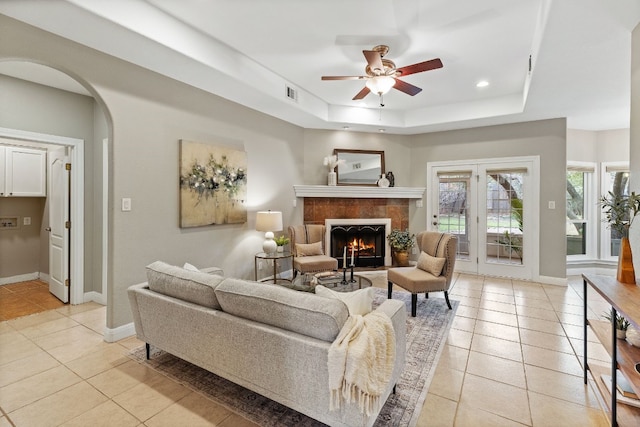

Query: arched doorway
left=0, top=61, right=112, bottom=323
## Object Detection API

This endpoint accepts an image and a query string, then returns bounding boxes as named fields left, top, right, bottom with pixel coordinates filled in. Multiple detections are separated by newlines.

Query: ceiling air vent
left=285, top=85, right=298, bottom=102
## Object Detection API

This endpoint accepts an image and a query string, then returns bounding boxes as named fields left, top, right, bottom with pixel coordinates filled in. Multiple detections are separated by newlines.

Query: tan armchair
left=288, top=225, right=338, bottom=277
left=387, top=231, right=457, bottom=317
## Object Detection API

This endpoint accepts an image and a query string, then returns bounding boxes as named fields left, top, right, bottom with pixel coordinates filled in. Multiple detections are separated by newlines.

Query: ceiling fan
left=321, top=45, right=443, bottom=105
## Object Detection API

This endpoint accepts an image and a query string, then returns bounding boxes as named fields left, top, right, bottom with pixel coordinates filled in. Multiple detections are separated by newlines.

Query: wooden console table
left=582, top=274, right=640, bottom=426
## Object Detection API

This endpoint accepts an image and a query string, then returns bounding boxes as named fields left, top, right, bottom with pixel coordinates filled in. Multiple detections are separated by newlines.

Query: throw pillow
left=315, top=285, right=376, bottom=316
left=416, top=251, right=446, bottom=276
left=183, top=262, right=199, bottom=272
left=296, top=241, right=324, bottom=256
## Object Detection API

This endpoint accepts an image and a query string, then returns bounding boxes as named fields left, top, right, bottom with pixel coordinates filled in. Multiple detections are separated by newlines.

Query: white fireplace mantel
left=293, top=185, right=425, bottom=199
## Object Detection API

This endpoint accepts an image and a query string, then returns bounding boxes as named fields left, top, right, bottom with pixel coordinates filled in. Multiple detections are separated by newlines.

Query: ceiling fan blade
left=393, top=78, right=422, bottom=96
left=352, top=86, right=371, bottom=100
left=396, top=58, right=443, bottom=77
left=363, top=50, right=384, bottom=74
left=321, top=75, right=366, bottom=80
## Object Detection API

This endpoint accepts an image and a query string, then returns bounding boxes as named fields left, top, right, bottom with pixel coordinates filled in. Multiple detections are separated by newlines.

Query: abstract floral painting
left=179, top=140, right=247, bottom=227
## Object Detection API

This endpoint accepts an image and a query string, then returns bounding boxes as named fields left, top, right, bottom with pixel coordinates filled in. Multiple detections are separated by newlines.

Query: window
left=566, top=163, right=596, bottom=259
left=601, top=163, right=630, bottom=259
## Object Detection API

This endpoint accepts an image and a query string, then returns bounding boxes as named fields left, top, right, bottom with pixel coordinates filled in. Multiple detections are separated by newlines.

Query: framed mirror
left=334, top=149, right=385, bottom=186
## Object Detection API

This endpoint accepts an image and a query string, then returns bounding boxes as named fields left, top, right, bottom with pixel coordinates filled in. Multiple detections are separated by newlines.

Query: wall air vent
left=285, top=86, right=298, bottom=102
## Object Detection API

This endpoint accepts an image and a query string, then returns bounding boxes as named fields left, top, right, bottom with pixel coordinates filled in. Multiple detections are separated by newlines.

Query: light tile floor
left=418, top=273, right=613, bottom=427
left=0, top=274, right=616, bottom=426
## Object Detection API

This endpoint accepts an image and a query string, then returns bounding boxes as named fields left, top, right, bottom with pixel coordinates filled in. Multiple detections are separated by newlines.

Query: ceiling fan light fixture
left=366, top=75, right=396, bottom=95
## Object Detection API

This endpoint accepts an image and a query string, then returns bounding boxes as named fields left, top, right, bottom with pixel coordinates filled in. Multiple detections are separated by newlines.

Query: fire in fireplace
left=330, top=224, right=386, bottom=268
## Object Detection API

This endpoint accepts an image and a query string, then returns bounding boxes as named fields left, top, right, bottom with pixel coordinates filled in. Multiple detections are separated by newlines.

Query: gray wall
left=409, top=119, right=568, bottom=279
left=0, top=197, right=45, bottom=277
left=1, top=14, right=571, bottom=329
left=0, top=14, right=306, bottom=328
left=302, top=130, right=412, bottom=186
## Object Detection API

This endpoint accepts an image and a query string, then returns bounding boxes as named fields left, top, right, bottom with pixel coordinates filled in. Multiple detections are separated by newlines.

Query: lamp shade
left=255, top=211, right=283, bottom=232
left=365, top=75, right=396, bottom=95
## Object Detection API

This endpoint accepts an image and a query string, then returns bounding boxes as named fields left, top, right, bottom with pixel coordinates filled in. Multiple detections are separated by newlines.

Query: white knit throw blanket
left=328, top=311, right=396, bottom=416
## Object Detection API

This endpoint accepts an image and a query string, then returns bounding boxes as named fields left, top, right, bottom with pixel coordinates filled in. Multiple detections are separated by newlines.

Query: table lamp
left=256, top=210, right=283, bottom=254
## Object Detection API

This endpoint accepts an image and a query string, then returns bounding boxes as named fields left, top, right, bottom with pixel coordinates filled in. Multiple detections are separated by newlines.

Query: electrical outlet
left=412, top=247, right=418, bottom=254
left=23, top=217, right=31, bottom=226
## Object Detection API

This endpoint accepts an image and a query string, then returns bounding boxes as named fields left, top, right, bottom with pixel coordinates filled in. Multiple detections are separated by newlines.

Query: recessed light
left=379, top=129, right=385, bottom=133
left=343, top=126, right=350, bottom=130
left=476, top=80, right=489, bottom=88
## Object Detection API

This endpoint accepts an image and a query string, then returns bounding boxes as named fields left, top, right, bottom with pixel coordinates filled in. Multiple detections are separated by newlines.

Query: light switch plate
left=23, top=217, right=31, bottom=225
left=548, top=201, right=556, bottom=209
left=122, top=198, right=132, bottom=211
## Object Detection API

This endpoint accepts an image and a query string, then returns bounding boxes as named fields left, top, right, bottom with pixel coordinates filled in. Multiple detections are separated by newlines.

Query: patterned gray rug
left=129, top=283, right=458, bottom=427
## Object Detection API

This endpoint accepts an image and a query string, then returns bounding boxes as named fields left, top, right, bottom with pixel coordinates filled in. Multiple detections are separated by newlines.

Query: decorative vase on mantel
left=328, top=171, right=337, bottom=186
left=617, top=236, right=636, bottom=284
left=377, top=174, right=390, bottom=188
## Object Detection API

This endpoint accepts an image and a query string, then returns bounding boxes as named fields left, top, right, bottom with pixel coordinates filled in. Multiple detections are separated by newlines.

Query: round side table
left=254, top=251, right=293, bottom=284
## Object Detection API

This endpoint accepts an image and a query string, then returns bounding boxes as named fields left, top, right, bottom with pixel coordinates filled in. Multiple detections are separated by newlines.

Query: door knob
left=45, top=227, right=51, bottom=232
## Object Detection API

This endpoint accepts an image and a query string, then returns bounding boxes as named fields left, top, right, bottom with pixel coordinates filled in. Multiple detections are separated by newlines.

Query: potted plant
left=274, top=235, right=290, bottom=253
left=387, top=229, right=415, bottom=266
left=603, top=308, right=631, bottom=339
left=599, top=191, right=640, bottom=284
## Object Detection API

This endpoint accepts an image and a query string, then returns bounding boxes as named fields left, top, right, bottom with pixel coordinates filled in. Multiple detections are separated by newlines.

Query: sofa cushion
left=215, top=278, right=349, bottom=342
left=416, top=251, right=446, bottom=276
left=146, top=261, right=225, bottom=309
left=295, top=241, right=324, bottom=256
left=315, top=285, right=376, bottom=316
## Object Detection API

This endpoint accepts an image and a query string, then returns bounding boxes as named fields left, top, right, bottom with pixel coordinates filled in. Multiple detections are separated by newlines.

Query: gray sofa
left=127, top=261, right=406, bottom=427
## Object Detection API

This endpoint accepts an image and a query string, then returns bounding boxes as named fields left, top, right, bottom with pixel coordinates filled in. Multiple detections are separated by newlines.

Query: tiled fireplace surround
left=302, top=197, right=409, bottom=230
left=303, top=197, right=410, bottom=267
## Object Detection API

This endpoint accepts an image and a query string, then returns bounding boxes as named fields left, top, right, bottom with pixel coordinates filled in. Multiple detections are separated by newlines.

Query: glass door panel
left=431, top=167, right=477, bottom=274
left=485, top=171, right=524, bottom=265
left=438, top=173, right=472, bottom=260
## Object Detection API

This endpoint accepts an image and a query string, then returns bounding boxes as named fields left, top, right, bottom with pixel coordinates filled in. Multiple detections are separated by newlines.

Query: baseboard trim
left=104, top=322, right=135, bottom=343
left=0, top=272, right=39, bottom=285
left=83, top=291, right=106, bottom=305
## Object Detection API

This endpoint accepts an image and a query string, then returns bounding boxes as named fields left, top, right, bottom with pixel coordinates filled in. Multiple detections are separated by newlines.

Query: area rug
left=128, top=279, right=458, bottom=427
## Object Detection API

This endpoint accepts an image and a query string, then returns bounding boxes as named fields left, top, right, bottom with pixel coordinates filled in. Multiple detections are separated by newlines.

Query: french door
left=428, top=158, right=538, bottom=280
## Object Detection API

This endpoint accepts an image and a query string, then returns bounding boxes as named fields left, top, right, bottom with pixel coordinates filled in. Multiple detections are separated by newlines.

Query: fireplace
left=325, top=218, right=392, bottom=267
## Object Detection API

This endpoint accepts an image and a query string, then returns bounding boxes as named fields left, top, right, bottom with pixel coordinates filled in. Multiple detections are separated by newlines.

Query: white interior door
left=49, top=147, right=70, bottom=303
left=429, top=159, right=536, bottom=280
